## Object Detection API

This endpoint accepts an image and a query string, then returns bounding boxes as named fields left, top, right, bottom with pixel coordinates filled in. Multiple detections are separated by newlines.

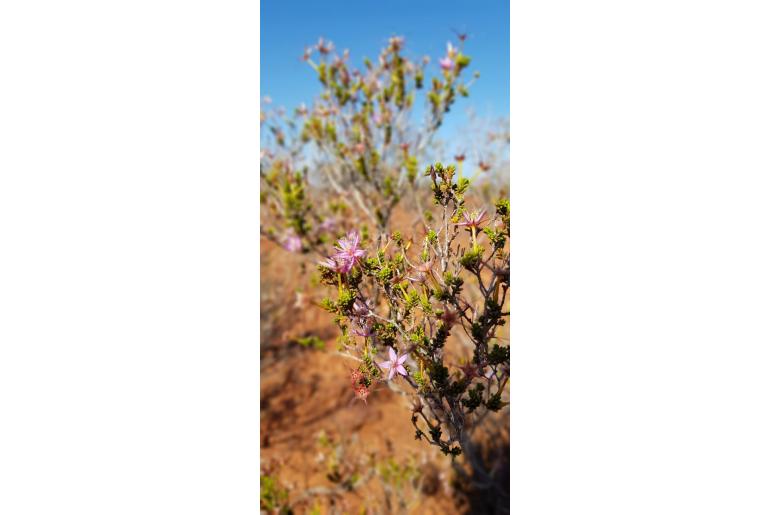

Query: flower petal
left=396, top=365, right=407, bottom=376
left=387, top=367, right=395, bottom=380
left=397, top=353, right=407, bottom=365
left=388, top=347, right=397, bottom=362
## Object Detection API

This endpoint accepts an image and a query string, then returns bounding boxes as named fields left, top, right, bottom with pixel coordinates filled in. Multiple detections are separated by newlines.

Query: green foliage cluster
left=260, top=473, right=292, bottom=514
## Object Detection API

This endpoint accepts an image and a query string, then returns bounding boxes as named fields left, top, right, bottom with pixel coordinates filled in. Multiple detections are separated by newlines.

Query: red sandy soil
left=261, top=347, right=465, bottom=514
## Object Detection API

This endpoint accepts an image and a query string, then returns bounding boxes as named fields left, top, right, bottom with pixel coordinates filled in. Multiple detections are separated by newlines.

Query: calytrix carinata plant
left=260, top=36, right=478, bottom=256
left=318, top=162, right=510, bottom=458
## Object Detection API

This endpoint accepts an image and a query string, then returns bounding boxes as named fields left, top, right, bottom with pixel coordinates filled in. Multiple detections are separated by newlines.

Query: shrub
left=317, top=162, right=509, bottom=458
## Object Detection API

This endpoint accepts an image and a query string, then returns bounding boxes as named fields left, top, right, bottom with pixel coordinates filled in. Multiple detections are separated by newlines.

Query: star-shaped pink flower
left=333, top=231, right=366, bottom=273
left=318, top=257, right=346, bottom=274
left=351, top=319, right=374, bottom=338
left=456, top=209, right=488, bottom=229
left=377, top=347, right=408, bottom=380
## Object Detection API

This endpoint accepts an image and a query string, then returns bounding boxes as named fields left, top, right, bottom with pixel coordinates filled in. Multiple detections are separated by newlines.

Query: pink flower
left=317, top=37, right=334, bottom=55
left=350, top=300, right=374, bottom=335
left=457, top=209, right=488, bottom=230
left=317, top=218, right=336, bottom=232
left=377, top=347, right=408, bottom=380
left=350, top=301, right=375, bottom=337
left=333, top=231, right=366, bottom=274
left=351, top=299, right=371, bottom=318
left=318, top=257, right=345, bottom=274
left=351, top=323, right=374, bottom=338
left=408, top=271, right=428, bottom=284
left=283, top=234, right=302, bottom=253
left=439, top=56, right=453, bottom=71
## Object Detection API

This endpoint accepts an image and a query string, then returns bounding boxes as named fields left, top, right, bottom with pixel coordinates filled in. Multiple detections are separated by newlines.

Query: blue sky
left=260, top=0, right=509, bottom=139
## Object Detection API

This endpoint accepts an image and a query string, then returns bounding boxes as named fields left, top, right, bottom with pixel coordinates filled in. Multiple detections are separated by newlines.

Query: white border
left=510, top=1, right=770, bottom=513
left=1, top=1, right=260, bottom=512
